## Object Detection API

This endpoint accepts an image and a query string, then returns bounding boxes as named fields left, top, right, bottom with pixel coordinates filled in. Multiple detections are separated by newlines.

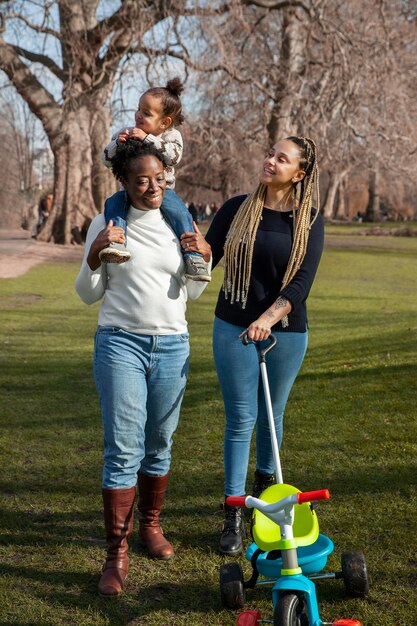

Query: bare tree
left=0, top=0, right=230, bottom=243
left=201, top=0, right=417, bottom=219
left=0, top=86, right=45, bottom=227
left=1, top=0, right=416, bottom=239
left=315, top=0, right=417, bottom=219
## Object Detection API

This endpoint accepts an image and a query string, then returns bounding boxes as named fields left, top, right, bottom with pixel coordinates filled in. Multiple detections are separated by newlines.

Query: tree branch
left=2, top=11, right=60, bottom=38
left=0, top=39, right=61, bottom=137
left=92, top=0, right=232, bottom=44
left=132, top=44, right=277, bottom=101
left=241, top=0, right=311, bottom=16
left=12, top=45, right=64, bottom=81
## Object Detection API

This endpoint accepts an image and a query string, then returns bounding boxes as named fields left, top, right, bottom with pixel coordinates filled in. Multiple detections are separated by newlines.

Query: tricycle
left=219, top=335, right=369, bottom=626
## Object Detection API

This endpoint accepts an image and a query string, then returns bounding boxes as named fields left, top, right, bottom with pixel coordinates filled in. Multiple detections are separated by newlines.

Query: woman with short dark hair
left=75, top=140, right=211, bottom=597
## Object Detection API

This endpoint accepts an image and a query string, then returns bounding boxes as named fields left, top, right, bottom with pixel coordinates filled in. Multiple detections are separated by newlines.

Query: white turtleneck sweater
left=75, top=206, right=209, bottom=334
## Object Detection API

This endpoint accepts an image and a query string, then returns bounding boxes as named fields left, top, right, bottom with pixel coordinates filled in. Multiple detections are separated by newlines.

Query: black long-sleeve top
left=205, top=195, right=325, bottom=333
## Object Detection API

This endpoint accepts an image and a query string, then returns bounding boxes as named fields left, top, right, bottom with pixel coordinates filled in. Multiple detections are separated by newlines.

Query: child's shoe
left=184, top=255, right=211, bottom=282
left=99, top=243, right=131, bottom=264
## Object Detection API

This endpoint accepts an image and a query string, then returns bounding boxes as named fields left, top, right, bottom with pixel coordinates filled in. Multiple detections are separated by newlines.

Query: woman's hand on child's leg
left=181, top=222, right=211, bottom=262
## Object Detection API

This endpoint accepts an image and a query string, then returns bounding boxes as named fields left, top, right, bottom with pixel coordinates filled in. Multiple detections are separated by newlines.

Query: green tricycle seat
left=252, top=483, right=319, bottom=553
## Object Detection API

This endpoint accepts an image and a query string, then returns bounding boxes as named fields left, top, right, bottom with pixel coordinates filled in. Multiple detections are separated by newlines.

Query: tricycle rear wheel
left=219, top=562, right=245, bottom=609
left=273, top=592, right=309, bottom=626
left=341, top=551, right=369, bottom=597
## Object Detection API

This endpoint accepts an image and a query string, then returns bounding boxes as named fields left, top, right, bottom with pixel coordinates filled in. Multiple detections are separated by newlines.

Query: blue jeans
left=94, top=327, right=190, bottom=488
left=212, top=317, right=308, bottom=496
left=104, top=189, right=201, bottom=258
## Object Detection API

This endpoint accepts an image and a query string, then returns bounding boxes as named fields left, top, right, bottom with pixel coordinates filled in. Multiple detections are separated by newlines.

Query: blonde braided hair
left=222, top=137, right=320, bottom=320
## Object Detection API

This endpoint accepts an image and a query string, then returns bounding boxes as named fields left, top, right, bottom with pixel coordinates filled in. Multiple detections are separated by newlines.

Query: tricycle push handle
left=241, top=332, right=277, bottom=363
left=297, top=489, right=330, bottom=504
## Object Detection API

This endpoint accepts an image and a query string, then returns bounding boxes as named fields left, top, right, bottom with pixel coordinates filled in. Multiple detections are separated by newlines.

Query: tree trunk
left=322, top=171, right=339, bottom=219
left=38, top=104, right=106, bottom=244
left=322, top=168, right=350, bottom=219
left=91, top=107, right=118, bottom=212
left=219, top=157, right=234, bottom=202
left=267, top=8, right=305, bottom=143
left=365, top=168, right=381, bottom=222
left=335, top=177, right=347, bottom=219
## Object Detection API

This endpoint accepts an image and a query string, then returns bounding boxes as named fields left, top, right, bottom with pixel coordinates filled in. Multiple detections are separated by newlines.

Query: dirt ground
left=0, top=228, right=84, bottom=279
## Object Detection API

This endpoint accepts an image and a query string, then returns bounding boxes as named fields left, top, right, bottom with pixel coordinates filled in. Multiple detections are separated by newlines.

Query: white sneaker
left=99, top=243, right=131, bottom=264
left=184, top=255, right=211, bottom=282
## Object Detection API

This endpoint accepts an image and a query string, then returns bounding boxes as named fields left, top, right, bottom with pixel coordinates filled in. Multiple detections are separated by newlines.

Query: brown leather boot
left=98, top=486, right=136, bottom=598
left=137, top=472, right=174, bottom=560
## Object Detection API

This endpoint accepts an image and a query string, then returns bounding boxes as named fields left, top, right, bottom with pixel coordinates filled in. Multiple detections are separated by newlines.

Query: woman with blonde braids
left=203, top=137, right=324, bottom=555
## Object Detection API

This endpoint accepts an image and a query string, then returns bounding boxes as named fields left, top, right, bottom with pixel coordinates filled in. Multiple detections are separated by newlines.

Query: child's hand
left=129, top=128, right=148, bottom=141
left=116, top=129, right=131, bottom=144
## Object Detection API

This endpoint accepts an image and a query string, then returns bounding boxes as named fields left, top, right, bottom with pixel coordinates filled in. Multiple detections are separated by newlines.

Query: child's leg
left=160, top=190, right=197, bottom=255
left=104, top=190, right=128, bottom=235
left=99, top=191, right=131, bottom=264
left=161, top=189, right=211, bottom=282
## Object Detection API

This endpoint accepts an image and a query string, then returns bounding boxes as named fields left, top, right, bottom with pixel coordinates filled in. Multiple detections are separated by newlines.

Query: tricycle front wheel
left=273, top=592, right=309, bottom=626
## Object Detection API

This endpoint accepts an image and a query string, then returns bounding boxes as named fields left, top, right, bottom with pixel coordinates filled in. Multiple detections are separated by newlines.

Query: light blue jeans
left=212, top=317, right=308, bottom=496
left=94, top=327, right=190, bottom=488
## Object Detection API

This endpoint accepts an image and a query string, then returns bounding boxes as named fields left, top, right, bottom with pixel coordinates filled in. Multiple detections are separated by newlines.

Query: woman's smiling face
left=121, top=155, right=167, bottom=211
left=260, top=139, right=305, bottom=187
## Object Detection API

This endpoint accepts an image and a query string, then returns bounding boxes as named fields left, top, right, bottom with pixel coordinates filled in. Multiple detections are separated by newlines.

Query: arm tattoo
left=270, top=296, right=290, bottom=328
left=273, top=296, right=289, bottom=311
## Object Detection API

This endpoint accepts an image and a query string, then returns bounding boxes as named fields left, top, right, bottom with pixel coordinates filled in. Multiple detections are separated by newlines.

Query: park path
left=0, top=228, right=83, bottom=279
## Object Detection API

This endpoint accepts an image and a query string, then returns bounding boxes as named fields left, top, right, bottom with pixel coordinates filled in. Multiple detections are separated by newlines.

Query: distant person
left=34, top=192, right=53, bottom=238
left=188, top=201, right=198, bottom=223
left=75, top=141, right=211, bottom=597
left=205, top=137, right=324, bottom=556
left=100, top=77, right=210, bottom=282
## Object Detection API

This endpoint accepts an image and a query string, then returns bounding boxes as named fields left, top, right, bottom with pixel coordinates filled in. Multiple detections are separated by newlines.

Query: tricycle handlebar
left=226, top=489, right=330, bottom=512
left=297, top=489, right=330, bottom=504
left=226, top=496, right=247, bottom=507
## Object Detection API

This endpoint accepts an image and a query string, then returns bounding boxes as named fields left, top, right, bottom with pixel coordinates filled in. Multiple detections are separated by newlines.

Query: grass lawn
left=0, top=225, right=416, bottom=625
